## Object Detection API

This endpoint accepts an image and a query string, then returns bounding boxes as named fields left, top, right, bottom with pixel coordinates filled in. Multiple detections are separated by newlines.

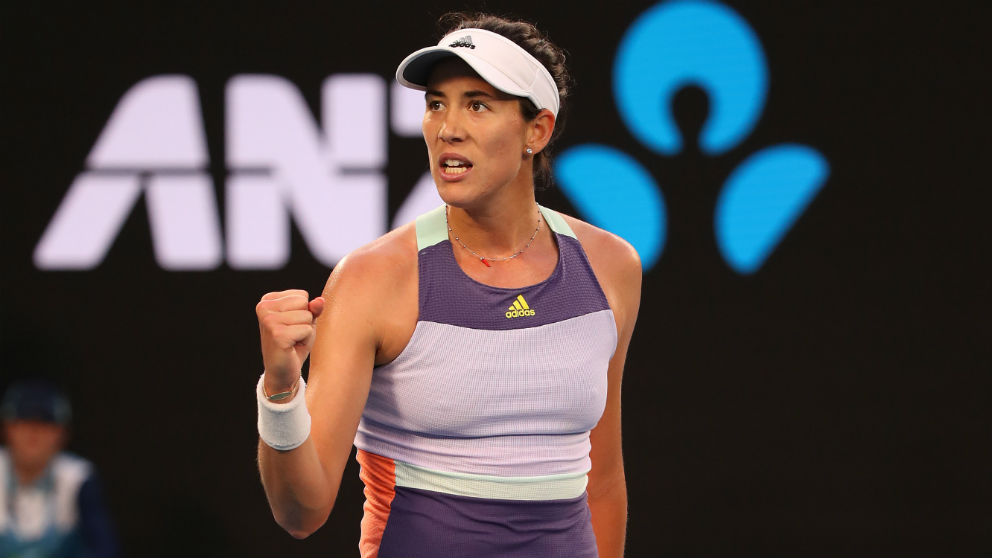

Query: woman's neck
left=446, top=196, right=542, bottom=258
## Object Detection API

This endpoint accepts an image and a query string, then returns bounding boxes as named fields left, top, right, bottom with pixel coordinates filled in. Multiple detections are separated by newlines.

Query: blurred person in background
left=0, top=380, right=118, bottom=557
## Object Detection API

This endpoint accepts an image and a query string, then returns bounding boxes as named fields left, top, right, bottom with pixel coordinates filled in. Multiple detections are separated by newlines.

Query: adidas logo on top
left=449, top=36, right=475, bottom=49
left=505, top=294, right=535, bottom=319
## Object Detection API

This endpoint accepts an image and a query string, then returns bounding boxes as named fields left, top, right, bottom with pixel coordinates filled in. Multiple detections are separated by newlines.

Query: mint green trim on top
left=394, top=459, right=589, bottom=501
left=416, top=205, right=450, bottom=251
left=539, top=205, right=577, bottom=238
left=418, top=205, right=575, bottom=250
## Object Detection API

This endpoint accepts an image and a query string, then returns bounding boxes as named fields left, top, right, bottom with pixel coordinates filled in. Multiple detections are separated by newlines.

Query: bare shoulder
left=559, top=213, right=641, bottom=284
left=321, top=223, right=418, bottom=303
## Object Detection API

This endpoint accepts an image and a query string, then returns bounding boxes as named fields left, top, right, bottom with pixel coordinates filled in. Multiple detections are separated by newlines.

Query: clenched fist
left=256, top=290, right=325, bottom=398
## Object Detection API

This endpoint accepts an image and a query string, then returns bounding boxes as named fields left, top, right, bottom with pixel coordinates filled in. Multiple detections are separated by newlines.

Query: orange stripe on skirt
left=356, top=449, right=397, bottom=558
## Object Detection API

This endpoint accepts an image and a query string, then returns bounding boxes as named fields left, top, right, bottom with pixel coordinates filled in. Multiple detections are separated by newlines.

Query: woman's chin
left=434, top=183, right=471, bottom=207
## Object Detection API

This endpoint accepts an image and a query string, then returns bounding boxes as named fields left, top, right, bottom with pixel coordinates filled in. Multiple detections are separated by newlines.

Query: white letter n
left=225, top=74, right=387, bottom=268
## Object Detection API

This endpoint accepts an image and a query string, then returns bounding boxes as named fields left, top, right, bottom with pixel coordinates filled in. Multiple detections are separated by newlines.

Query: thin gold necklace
left=445, top=205, right=542, bottom=267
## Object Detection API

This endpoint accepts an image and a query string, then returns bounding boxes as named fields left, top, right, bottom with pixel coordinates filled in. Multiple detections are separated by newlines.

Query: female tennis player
left=254, top=13, right=640, bottom=558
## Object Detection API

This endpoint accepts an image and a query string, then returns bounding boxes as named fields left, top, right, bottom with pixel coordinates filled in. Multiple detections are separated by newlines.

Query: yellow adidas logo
left=505, top=294, right=536, bottom=319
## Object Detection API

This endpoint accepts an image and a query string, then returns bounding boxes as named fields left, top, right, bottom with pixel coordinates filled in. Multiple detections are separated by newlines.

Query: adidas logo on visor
left=449, top=36, right=475, bottom=49
left=505, top=295, right=535, bottom=319
left=396, top=27, right=560, bottom=117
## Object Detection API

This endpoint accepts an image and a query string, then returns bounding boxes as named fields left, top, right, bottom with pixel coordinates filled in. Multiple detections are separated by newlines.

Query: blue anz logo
left=554, top=0, right=830, bottom=273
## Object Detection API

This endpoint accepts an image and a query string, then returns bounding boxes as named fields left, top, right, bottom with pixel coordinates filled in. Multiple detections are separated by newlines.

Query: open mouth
left=441, top=157, right=473, bottom=176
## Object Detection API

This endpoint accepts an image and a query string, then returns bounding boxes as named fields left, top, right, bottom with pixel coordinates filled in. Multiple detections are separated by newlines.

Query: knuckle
left=286, top=290, right=309, bottom=302
left=260, top=313, right=280, bottom=331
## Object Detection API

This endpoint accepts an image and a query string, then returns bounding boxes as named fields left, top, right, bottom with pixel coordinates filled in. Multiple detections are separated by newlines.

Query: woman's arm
left=256, top=239, right=411, bottom=538
left=572, top=218, right=642, bottom=558
left=588, top=329, right=635, bottom=557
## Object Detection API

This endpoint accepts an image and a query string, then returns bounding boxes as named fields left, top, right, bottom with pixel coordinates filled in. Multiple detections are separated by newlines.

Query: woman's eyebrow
left=426, top=89, right=501, bottom=99
left=464, top=90, right=497, bottom=99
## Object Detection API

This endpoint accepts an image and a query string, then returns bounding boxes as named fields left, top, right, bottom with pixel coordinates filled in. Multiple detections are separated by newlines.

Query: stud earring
left=525, top=147, right=534, bottom=154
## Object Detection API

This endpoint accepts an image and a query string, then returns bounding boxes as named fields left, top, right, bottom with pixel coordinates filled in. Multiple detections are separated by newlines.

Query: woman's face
left=423, top=58, right=533, bottom=208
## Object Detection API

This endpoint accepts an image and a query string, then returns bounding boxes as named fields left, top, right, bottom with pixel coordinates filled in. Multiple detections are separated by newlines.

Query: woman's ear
left=526, top=109, right=556, bottom=154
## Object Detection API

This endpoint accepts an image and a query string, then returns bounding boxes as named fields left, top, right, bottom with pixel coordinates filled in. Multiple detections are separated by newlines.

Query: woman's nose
left=438, top=111, right=465, bottom=143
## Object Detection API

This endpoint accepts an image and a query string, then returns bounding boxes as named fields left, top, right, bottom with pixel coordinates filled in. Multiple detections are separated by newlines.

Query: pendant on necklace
left=480, top=258, right=491, bottom=267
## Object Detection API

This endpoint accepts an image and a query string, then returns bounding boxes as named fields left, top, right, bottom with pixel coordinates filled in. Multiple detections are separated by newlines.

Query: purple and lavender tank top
left=353, top=205, right=617, bottom=558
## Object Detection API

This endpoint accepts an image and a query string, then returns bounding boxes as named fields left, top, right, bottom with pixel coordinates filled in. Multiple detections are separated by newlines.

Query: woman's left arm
left=581, top=224, right=642, bottom=558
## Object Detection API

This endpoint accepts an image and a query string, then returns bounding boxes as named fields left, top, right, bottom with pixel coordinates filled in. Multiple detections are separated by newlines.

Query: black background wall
left=2, top=1, right=988, bottom=554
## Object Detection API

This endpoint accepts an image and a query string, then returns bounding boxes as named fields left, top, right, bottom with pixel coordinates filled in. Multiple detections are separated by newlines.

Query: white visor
left=396, top=28, right=560, bottom=117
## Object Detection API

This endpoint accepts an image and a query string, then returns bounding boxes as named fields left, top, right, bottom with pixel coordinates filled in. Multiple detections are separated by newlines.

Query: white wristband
left=257, top=374, right=311, bottom=451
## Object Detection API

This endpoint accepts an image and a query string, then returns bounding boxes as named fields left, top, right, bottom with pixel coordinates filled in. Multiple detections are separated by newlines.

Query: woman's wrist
left=257, top=373, right=311, bottom=451
left=262, top=373, right=301, bottom=403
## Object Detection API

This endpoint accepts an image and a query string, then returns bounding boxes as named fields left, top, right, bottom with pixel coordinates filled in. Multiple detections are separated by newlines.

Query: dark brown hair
left=439, top=12, right=572, bottom=191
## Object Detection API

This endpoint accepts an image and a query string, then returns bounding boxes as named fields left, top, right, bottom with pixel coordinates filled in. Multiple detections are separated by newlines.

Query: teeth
left=443, top=159, right=469, bottom=167
left=444, top=166, right=469, bottom=174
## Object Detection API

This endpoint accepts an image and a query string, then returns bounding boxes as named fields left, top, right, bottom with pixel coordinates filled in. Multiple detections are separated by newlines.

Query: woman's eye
left=427, top=100, right=443, bottom=111
left=470, top=101, right=488, bottom=112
